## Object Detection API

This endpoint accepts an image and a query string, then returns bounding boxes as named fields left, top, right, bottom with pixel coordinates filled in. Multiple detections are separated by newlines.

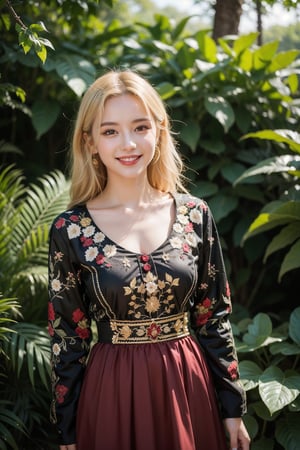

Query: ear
left=83, top=132, right=95, bottom=153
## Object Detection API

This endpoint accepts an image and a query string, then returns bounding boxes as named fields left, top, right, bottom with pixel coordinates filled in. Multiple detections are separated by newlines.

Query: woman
left=48, top=70, right=250, bottom=450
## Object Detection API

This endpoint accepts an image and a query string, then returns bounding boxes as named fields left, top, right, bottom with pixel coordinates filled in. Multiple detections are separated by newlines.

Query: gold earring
left=92, top=154, right=99, bottom=169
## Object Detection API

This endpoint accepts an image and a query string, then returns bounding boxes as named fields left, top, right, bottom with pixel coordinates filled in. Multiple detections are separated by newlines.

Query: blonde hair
left=68, top=70, right=187, bottom=207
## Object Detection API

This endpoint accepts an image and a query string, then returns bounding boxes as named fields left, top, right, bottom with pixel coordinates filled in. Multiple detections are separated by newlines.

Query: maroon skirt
left=76, top=335, right=228, bottom=450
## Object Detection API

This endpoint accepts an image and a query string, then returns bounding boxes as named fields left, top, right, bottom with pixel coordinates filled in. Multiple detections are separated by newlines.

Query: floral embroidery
left=55, top=384, right=68, bottom=404
left=72, top=308, right=90, bottom=339
left=227, top=361, right=238, bottom=380
left=110, top=312, right=189, bottom=344
left=125, top=271, right=179, bottom=319
left=194, top=297, right=216, bottom=326
left=170, top=199, right=204, bottom=256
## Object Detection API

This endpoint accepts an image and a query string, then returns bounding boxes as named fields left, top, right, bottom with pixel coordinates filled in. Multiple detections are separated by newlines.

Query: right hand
left=59, top=445, right=76, bottom=450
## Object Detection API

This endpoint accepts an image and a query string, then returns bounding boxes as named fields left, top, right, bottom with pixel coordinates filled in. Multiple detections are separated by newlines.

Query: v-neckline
left=82, top=194, right=178, bottom=256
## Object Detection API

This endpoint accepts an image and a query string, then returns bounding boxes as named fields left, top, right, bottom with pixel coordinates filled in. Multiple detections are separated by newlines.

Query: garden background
left=1, top=0, right=300, bottom=448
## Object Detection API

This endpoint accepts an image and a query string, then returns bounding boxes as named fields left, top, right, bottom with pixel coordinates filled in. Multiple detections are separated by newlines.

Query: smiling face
left=89, top=93, right=157, bottom=184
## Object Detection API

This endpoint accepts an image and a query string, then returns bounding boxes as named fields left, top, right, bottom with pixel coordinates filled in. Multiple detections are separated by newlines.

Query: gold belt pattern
left=110, top=312, right=190, bottom=344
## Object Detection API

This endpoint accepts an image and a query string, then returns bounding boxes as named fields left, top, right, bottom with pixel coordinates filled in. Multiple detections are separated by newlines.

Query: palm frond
left=3, top=323, right=51, bottom=389
left=0, top=401, right=27, bottom=450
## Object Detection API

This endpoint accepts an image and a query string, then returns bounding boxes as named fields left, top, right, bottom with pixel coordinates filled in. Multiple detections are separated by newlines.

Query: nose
left=122, top=133, right=137, bottom=151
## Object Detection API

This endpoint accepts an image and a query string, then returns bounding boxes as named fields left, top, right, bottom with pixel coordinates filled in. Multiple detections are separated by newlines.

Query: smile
left=117, top=155, right=141, bottom=164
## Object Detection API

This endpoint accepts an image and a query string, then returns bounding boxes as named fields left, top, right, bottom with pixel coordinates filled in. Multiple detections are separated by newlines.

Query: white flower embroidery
left=146, top=281, right=158, bottom=295
left=83, top=225, right=95, bottom=237
left=162, top=252, right=170, bottom=262
left=52, top=343, right=61, bottom=356
left=122, top=257, right=131, bottom=268
left=104, top=244, right=117, bottom=258
left=67, top=223, right=81, bottom=239
left=186, top=233, right=197, bottom=247
left=170, top=237, right=182, bottom=249
left=85, top=247, right=98, bottom=261
left=94, top=231, right=105, bottom=243
left=189, top=208, right=202, bottom=224
left=173, top=223, right=183, bottom=233
left=178, top=205, right=188, bottom=215
left=51, top=279, right=61, bottom=292
left=177, top=214, right=189, bottom=225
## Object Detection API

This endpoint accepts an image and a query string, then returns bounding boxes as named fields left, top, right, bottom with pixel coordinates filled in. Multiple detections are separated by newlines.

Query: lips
left=116, top=155, right=141, bottom=165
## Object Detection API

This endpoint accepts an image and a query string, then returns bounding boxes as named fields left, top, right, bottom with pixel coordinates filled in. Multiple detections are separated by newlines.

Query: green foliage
left=236, top=130, right=300, bottom=281
left=0, top=165, right=70, bottom=448
left=236, top=308, right=300, bottom=449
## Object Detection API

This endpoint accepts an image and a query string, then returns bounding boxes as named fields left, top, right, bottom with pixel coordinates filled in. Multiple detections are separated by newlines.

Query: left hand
left=223, top=417, right=250, bottom=450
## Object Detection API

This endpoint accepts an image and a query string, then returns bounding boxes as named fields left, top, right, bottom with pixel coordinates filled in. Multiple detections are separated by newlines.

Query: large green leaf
left=289, top=307, right=300, bottom=345
left=242, top=313, right=280, bottom=350
left=31, top=99, right=60, bottom=139
left=179, top=121, right=201, bottom=153
left=244, top=201, right=300, bottom=241
left=241, top=129, right=300, bottom=154
left=259, top=366, right=300, bottom=414
left=275, top=413, right=300, bottom=450
left=239, top=360, right=262, bottom=391
left=233, top=33, right=258, bottom=57
left=208, top=194, right=238, bottom=222
left=268, top=49, right=300, bottom=72
left=279, top=238, right=300, bottom=281
left=55, top=53, right=96, bottom=96
left=204, top=95, right=235, bottom=132
left=264, top=223, right=300, bottom=261
left=234, top=155, right=300, bottom=185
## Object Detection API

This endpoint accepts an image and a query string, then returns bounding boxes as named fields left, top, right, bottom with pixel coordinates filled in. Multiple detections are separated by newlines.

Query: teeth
left=119, top=156, right=138, bottom=161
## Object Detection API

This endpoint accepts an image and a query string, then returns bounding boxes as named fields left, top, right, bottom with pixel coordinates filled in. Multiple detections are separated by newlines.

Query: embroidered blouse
left=48, top=193, right=247, bottom=443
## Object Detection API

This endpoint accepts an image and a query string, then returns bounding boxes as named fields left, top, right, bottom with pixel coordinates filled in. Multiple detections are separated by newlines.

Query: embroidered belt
left=97, top=312, right=190, bottom=344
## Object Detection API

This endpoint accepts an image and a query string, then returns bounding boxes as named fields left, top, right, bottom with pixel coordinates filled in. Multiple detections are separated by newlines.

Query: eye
left=135, top=124, right=151, bottom=132
left=102, top=129, right=117, bottom=136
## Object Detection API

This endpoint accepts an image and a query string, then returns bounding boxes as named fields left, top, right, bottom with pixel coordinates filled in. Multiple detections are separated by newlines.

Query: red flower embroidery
left=55, top=384, right=69, bottom=404
left=140, top=254, right=149, bottom=262
left=48, top=323, right=54, bottom=336
left=186, top=201, right=196, bottom=208
left=143, top=263, right=151, bottom=272
left=72, top=308, right=85, bottom=323
left=195, top=298, right=213, bottom=326
left=228, top=361, right=238, bottom=380
left=202, top=298, right=211, bottom=308
left=147, top=323, right=161, bottom=340
left=182, top=243, right=190, bottom=253
left=75, top=326, right=90, bottom=339
left=48, top=302, right=55, bottom=321
left=184, top=222, right=194, bottom=233
left=80, top=236, right=93, bottom=247
left=225, top=281, right=231, bottom=298
left=55, top=217, right=66, bottom=229
left=96, top=253, right=105, bottom=265
left=69, top=215, right=79, bottom=221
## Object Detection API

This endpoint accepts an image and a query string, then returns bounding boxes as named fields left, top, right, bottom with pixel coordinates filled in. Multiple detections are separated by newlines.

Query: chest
left=89, top=201, right=175, bottom=255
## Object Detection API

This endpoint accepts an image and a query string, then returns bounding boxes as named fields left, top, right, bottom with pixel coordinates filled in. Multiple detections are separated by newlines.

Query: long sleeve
left=48, top=216, right=92, bottom=444
left=190, top=201, right=247, bottom=418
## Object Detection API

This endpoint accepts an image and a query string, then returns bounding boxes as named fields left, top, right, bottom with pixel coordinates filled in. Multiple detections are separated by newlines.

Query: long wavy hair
left=68, top=70, right=187, bottom=207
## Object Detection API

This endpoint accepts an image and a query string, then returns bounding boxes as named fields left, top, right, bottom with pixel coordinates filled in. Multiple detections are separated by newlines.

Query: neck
left=101, top=178, right=160, bottom=209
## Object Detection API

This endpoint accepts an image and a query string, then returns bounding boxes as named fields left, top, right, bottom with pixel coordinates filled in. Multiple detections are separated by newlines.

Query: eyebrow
left=100, top=118, right=151, bottom=127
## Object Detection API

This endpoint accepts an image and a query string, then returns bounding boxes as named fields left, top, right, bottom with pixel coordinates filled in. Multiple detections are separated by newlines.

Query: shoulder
left=174, top=192, right=209, bottom=212
left=50, top=205, right=87, bottom=236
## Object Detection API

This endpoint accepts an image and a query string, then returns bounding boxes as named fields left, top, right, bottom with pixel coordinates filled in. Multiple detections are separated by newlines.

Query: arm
left=48, top=217, right=92, bottom=445
left=190, top=201, right=247, bottom=418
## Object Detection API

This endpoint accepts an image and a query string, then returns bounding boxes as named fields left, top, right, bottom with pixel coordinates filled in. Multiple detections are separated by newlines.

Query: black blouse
left=48, top=193, right=247, bottom=443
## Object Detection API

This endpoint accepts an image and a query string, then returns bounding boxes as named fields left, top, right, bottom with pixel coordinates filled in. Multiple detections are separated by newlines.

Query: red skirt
left=76, top=336, right=228, bottom=450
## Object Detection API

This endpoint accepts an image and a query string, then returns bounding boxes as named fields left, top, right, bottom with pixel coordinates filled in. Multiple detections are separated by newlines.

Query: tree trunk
left=256, top=0, right=263, bottom=45
left=212, top=0, right=244, bottom=41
